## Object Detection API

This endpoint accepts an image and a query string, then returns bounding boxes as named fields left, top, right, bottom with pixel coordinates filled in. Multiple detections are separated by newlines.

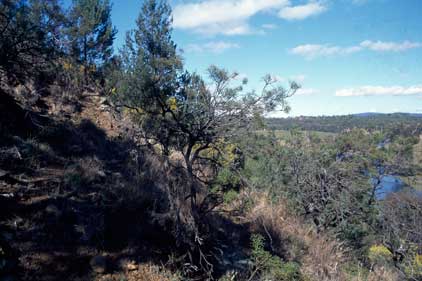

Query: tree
left=67, top=0, right=116, bottom=82
left=117, top=0, right=298, bottom=207
left=0, top=0, right=64, bottom=85
left=117, top=0, right=182, bottom=154
left=168, top=68, right=297, bottom=204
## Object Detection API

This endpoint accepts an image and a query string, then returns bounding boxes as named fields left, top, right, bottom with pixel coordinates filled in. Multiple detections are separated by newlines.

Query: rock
left=99, top=97, right=108, bottom=105
left=118, top=259, right=138, bottom=271
left=0, top=193, right=14, bottom=198
left=126, top=261, right=138, bottom=271
left=99, top=105, right=109, bottom=111
left=45, top=204, right=62, bottom=218
left=0, top=169, right=8, bottom=178
left=90, top=255, right=107, bottom=274
left=96, top=170, right=106, bottom=178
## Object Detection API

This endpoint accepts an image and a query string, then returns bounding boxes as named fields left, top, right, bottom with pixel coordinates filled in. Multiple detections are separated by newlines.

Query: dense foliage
left=267, top=113, right=422, bottom=136
left=238, top=127, right=422, bottom=279
left=0, top=0, right=65, bottom=84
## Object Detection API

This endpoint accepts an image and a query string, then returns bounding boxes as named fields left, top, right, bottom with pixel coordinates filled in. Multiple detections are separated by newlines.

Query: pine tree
left=68, top=0, right=116, bottom=81
left=118, top=0, right=183, bottom=155
left=0, top=0, right=64, bottom=84
left=117, top=0, right=297, bottom=202
left=119, top=0, right=182, bottom=110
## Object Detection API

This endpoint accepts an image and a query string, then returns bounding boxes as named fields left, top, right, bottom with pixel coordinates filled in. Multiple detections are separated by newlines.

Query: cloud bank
left=336, top=86, right=422, bottom=97
left=278, top=2, right=326, bottom=20
left=173, top=0, right=327, bottom=35
left=291, top=40, right=422, bottom=59
left=185, top=41, right=240, bottom=54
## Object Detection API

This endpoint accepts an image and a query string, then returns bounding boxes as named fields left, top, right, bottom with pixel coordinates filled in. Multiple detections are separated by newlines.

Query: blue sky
left=108, top=0, right=422, bottom=116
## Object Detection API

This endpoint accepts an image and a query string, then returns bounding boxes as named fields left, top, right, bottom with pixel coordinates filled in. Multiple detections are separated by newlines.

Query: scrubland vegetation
left=1, top=1, right=421, bottom=280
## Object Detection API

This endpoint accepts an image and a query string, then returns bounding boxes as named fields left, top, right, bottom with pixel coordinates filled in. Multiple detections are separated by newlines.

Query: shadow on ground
left=0, top=91, right=254, bottom=280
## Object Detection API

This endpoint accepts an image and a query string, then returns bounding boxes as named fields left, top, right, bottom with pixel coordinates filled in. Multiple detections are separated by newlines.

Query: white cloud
left=269, top=74, right=306, bottom=83
left=335, top=86, right=422, bottom=97
left=262, top=23, right=278, bottom=29
left=173, top=0, right=328, bottom=35
left=360, top=40, right=422, bottom=52
left=185, top=41, right=240, bottom=54
left=278, top=2, right=327, bottom=20
left=296, top=88, right=320, bottom=95
left=173, top=0, right=288, bottom=35
left=291, top=40, right=422, bottom=59
left=290, top=44, right=361, bottom=59
left=193, top=21, right=254, bottom=36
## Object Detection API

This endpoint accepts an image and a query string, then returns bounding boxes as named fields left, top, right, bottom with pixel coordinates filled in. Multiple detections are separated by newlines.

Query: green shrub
left=404, top=253, right=422, bottom=279
left=367, top=244, right=393, bottom=266
left=223, top=189, right=239, bottom=204
left=215, top=167, right=241, bottom=190
left=273, top=262, right=302, bottom=281
left=250, top=234, right=302, bottom=281
left=341, top=261, right=369, bottom=279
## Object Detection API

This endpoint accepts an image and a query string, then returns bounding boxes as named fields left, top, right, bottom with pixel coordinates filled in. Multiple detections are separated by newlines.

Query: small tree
left=110, top=2, right=300, bottom=276
left=117, top=0, right=182, bottom=153
left=67, top=0, right=116, bottom=83
left=117, top=0, right=298, bottom=205
left=168, top=68, right=297, bottom=204
left=117, top=2, right=298, bottom=269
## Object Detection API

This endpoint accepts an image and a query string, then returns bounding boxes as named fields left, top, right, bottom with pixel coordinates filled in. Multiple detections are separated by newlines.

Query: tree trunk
left=185, top=146, right=196, bottom=208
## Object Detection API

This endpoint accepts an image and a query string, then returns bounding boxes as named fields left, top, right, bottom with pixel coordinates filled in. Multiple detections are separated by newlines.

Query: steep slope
left=0, top=88, right=179, bottom=281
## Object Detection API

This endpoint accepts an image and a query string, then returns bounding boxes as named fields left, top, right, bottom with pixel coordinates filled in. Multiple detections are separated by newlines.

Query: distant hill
left=352, top=112, right=422, bottom=118
left=266, top=112, right=422, bottom=135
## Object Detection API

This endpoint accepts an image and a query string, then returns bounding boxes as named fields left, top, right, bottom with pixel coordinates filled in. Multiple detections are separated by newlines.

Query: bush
left=404, top=253, right=422, bottom=280
left=223, top=189, right=239, bottom=204
left=250, top=234, right=302, bottom=281
left=367, top=244, right=392, bottom=266
left=214, top=167, right=241, bottom=191
left=272, top=262, right=302, bottom=281
left=64, top=157, right=105, bottom=189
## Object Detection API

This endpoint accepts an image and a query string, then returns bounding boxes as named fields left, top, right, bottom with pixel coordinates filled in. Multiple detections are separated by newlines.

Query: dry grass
left=244, top=192, right=345, bottom=280
left=96, top=263, right=181, bottom=281
left=242, top=192, right=401, bottom=281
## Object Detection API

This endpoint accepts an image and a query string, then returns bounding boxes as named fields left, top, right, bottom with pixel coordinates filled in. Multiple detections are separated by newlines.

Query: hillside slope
left=0, top=88, right=404, bottom=281
left=0, top=88, right=180, bottom=280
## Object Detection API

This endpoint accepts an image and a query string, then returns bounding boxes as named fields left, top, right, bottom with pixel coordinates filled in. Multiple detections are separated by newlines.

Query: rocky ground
left=0, top=87, right=179, bottom=280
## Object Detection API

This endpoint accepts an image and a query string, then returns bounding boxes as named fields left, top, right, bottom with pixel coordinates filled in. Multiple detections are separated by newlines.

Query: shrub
left=272, top=262, right=302, bottom=281
left=64, top=156, right=104, bottom=189
left=214, top=167, right=241, bottom=191
left=404, top=253, right=422, bottom=280
left=367, top=244, right=392, bottom=266
left=341, top=261, right=370, bottom=279
left=250, top=234, right=302, bottom=281
left=223, top=189, right=239, bottom=204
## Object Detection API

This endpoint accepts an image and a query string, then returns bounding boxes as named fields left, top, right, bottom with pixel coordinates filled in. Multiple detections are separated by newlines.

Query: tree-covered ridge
left=267, top=113, right=422, bottom=135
